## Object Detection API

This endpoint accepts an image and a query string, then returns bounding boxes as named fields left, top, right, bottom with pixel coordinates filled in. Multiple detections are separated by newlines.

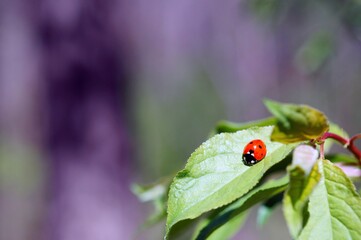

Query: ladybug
left=242, top=139, right=267, bottom=166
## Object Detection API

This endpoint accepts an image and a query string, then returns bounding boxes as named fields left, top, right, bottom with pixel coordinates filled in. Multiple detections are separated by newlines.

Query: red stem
left=321, top=132, right=348, bottom=145
left=321, top=132, right=361, bottom=165
left=350, top=133, right=361, bottom=143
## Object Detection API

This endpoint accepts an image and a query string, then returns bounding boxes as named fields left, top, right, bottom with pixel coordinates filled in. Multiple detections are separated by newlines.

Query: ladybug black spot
left=242, top=153, right=258, bottom=166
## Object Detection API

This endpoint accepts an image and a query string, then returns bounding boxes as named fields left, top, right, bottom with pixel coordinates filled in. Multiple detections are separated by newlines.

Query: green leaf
left=295, top=32, right=334, bottom=74
left=166, top=126, right=297, bottom=238
left=132, top=176, right=172, bottom=226
left=194, top=175, right=289, bottom=239
left=167, top=218, right=201, bottom=240
left=327, top=154, right=358, bottom=164
left=193, top=211, right=249, bottom=240
left=264, top=154, right=293, bottom=176
left=323, top=122, right=349, bottom=153
left=264, top=99, right=329, bottom=143
left=298, top=160, right=361, bottom=239
left=215, top=117, right=277, bottom=134
left=206, top=211, right=248, bottom=240
left=132, top=178, right=170, bottom=202
left=283, top=164, right=321, bottom=238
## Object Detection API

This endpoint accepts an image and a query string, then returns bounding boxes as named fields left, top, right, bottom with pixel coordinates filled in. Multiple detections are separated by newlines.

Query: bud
left=292, top=145, right=319, bottom=175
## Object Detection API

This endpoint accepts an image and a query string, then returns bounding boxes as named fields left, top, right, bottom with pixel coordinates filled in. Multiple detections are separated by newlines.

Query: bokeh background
left=1, top=0, right=361, bottom=239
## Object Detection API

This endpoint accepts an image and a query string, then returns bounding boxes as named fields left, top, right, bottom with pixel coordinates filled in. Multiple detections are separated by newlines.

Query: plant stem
left=321, top=132, right=348, bottom=145
left=319, top=142, right=325, bottom=160
left=350, top=133, right=361, bottom=143
left=321, top=132, right=361, bottom=165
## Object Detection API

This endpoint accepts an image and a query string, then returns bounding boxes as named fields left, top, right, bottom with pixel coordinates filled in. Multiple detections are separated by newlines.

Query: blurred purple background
left=1, top=0, right=361, bottom=239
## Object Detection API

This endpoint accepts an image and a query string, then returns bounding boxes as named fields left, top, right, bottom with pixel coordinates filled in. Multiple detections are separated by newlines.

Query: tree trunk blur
left=0, top=0, right=140, bottom=240
left=36, top=1, right=138, bottom=240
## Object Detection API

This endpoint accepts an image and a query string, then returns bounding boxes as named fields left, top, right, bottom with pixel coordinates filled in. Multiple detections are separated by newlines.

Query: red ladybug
left=242, top=139, right=267, bottom=166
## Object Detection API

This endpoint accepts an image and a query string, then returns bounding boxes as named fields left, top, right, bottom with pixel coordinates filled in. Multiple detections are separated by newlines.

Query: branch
left=321, top=132, right=361, bottom=166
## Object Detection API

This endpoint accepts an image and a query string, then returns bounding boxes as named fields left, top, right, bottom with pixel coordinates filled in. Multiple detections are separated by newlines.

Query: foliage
left=134, top=100, right=361, bottom=239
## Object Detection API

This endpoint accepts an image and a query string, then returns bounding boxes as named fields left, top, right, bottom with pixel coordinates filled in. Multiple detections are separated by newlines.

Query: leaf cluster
left=134, top=99, right=361, bottom=240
